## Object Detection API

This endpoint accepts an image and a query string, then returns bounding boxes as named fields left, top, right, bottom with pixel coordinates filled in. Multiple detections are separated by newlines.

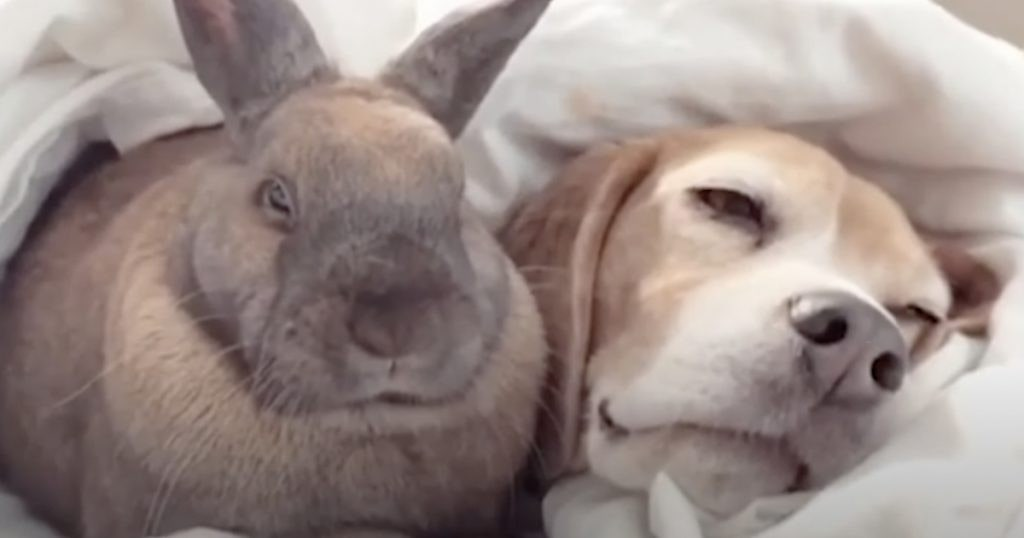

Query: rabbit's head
left=175, top=0, right=549, bottom=413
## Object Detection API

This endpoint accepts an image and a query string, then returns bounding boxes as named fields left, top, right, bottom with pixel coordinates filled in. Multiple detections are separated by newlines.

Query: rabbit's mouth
left=245, top=318, right=495, bottom=416
left=244, top=248, right=510, bottom=416
left=249, top=381, right=434, bottom=414
left=248, top=369, right=480, bottom=416
left=229, top=214, right=513, bottom=417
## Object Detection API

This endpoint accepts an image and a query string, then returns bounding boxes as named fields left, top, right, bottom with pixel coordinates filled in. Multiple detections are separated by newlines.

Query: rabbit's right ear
left=380, top=0, right=551, bottom=137
left=500, top=140, right=659, bottom=485
left=173, top=0, right=338, bottom=149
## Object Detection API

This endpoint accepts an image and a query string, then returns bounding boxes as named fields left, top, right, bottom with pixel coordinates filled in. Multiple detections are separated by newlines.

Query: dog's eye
left=691, top=187, right=764, bottom=233
left=906, top=304, right=942, bottom=324
left=259, top=177, right=295, bottom=224
left=890, top=303, right=942, bottom=324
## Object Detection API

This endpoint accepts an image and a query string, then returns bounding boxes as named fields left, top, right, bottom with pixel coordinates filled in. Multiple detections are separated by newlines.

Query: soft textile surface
left=1, top=0, right=1024, bottom=537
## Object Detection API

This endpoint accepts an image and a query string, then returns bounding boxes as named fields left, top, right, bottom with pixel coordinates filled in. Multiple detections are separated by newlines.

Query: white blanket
left=2, top=0, right=1024, bottom=537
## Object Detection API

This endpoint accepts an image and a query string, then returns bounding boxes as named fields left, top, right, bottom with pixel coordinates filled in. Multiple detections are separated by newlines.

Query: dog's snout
left=788, top=291, right=909, bottom=401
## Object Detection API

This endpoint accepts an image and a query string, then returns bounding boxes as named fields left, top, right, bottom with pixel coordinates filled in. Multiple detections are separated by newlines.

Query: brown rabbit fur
left=0, top=0, right=552, bottom=536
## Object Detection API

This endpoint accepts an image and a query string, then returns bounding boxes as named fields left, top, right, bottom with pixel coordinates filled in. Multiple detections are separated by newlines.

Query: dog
left=501, top=126, right=999, bottom=517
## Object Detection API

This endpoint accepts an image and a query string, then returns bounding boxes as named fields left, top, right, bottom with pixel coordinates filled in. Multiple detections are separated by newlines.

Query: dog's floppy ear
left=173, top=0, right=338, bottom=149
left=931, top=244, right=1002, bottom=338
left=380, top=0, right=551, bottom=137
left=500, top=140, right=658, bottom=484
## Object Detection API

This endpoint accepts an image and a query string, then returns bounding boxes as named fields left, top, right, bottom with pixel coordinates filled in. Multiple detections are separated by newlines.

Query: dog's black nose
left=788, top=291, right=909, bottom=398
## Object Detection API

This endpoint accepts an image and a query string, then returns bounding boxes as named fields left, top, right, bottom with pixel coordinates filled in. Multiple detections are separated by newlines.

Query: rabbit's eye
left=260, top=178, right=295, bottom=223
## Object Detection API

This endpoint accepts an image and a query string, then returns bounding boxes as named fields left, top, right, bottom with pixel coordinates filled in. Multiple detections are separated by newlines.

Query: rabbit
left=0, top=0, right=551, bottom=536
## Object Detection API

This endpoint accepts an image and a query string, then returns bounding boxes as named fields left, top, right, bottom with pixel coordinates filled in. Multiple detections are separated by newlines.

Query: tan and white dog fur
left=502, top=126, right=998, bottom=517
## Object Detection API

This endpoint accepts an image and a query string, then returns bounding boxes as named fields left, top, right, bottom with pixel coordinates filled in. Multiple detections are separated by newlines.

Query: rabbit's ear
left=380, top=0, right=551, bottom=137
left=500, top=140, right=659, bottom=485
left=173, top=0, right=338, bottom=148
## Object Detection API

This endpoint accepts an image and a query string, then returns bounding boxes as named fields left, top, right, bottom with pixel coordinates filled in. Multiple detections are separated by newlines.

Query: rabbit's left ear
left=380, top=0, right=551, bottom=137
left=173, top=0, right=339, bottom=148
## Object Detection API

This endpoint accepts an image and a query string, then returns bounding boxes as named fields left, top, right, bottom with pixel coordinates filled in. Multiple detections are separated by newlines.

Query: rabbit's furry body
left=0, top=0, right=552, bottom=536
left=0, top=128, right=544, bottom=538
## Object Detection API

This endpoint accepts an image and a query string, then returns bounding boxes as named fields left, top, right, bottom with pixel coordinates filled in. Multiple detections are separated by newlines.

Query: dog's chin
left=585, top=423, right=810, bottom=517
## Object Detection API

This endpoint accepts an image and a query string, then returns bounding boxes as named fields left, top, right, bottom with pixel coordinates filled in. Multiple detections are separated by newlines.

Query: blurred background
left=939, top=0, right=1024, bottom=46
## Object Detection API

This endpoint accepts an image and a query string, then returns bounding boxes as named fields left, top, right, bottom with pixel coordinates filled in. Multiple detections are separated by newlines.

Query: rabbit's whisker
left=144, top=346, right=251, bottom=535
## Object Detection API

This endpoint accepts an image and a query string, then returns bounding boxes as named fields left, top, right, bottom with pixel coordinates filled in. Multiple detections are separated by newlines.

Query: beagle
left=501, top=126, right=999, bottom=516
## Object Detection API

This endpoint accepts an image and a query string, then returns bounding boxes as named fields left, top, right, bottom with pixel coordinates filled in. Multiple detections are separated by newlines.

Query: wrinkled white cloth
left=2, top=0, right=1024, bottom=537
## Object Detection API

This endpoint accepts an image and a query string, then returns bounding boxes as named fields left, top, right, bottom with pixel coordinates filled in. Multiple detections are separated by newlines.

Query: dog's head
left=501, top=127, right=1000, bottom=516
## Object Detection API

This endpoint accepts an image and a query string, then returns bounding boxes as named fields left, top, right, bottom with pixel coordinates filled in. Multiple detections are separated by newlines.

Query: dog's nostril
left=870, top=352, right=905, bottom=392
left=792, top=304, right=849, bottom=346
left=816, top=316, right=848, bottom=344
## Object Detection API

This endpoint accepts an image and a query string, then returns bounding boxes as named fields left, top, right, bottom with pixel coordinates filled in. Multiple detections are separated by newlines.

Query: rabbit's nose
left=347, top=286, right=468, bottom=360
left=348, top=290, right=427, bottom=359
